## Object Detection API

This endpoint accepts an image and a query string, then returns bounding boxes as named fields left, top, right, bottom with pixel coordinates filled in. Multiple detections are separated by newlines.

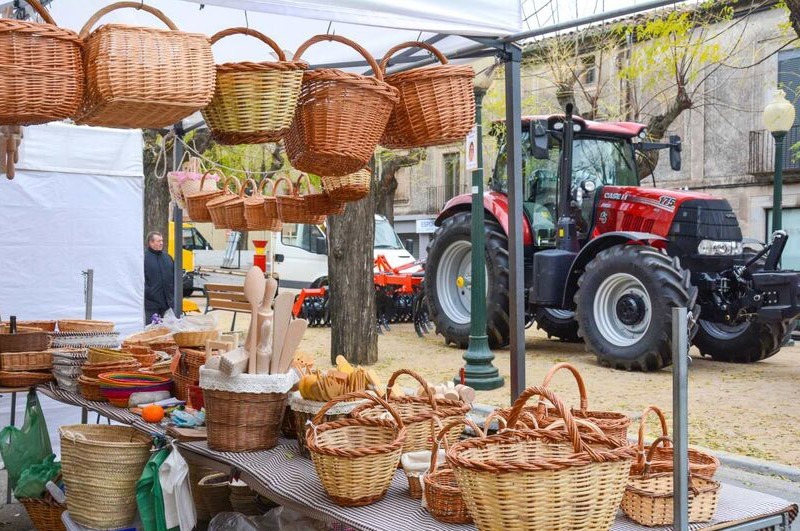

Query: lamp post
left=763, top=89, right=796, bottom=232
left=456, top=63, right=504, bottom=391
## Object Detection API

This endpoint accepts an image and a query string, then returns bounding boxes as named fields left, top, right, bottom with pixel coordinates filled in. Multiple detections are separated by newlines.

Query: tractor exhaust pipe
left=556, top=104, right=579, bottom=252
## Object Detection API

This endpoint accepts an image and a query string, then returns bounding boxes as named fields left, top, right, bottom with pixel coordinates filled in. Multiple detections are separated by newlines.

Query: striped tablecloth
left=179, top=440, right=797, bottom=531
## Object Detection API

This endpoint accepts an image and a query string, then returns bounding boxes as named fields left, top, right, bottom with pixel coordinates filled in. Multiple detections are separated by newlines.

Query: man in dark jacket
left=144, top=231, right=175, bottom=324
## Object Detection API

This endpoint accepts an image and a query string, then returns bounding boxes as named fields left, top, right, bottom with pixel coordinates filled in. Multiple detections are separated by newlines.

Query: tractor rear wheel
left=534, top=308, right=581, bottom=342
left=575, top=245, right=698, bottom=371
left=693, top=318, right=794, bottom=363
left=425, top=212, right=510, bottom=348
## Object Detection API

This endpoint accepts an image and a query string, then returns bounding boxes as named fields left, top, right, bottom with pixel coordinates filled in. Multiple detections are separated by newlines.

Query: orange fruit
left=142, top=404, right=165, bottom=423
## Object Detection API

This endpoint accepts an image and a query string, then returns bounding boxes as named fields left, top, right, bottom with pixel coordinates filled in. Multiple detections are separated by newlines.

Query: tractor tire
left=534, top=308, right=581, bottom=342
left=425, top=212, right=510, bottom=348
left=575, top=245, right=698, bottom=371
left=692, top=319, right=794, bottom=363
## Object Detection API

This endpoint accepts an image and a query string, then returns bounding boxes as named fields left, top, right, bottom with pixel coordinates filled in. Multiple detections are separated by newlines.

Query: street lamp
left=763, top=89, right=796, bottom=232
left=456, top=62, right=504, bottom=391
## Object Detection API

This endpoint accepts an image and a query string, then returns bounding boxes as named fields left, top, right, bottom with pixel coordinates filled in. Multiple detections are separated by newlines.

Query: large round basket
left=0, top=0, right=83, bottom=126
left=447, top=386, right=636, bottom=531
left=59, top=424, right=152, bottom=529
left=284, top=34, right=399, bottom=176
left=275, top=175, right=326, bottom=225
left=306, top=392, right=406, bottom=507
left=289, top=393, right=367, bottom=458
left=204, top=388, right=288, bottom=452
left=203, top=27, right=306, bottom=145
left=351, top=369, right=469, bottom=453
left=379, top=41, right=475, bottom=149
left=20, top=497, right=66, bottom=531
left=75, top=2, right=215, bottom=128
left=185, top=172, right=225, bottom=223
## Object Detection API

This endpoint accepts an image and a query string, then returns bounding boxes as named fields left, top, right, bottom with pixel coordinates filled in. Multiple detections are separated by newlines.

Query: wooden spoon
left=270, top=292, right=295, bottom=374
left=260, top=277, right=278, bottom=313
left=277, top=318, right=308, bottom=374
left=243, top=266, right=266, bottom=374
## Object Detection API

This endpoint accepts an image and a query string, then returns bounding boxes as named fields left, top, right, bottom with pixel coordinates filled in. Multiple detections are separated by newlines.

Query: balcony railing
left=749, top=126, right=800, bottom=175
left=427, top=183, right=471, bottom=213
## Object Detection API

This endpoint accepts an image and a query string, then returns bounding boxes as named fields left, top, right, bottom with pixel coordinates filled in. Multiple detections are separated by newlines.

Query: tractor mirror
left=314, top=236, right=328, bottom=255
left=669, top=135, right=682, bottom=171
left=530, top=119, right=549, bottom=160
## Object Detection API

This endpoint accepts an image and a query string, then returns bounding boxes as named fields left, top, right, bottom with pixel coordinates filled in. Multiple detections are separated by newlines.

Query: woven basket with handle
left=630, top=405, right=719, bottom=477
left=285, top=34, right=399, bottom=176
left=185, top=172, right=225, bottom=223
left=447, top=386, right=636, bottom=531
left=223, top=178, right=252, bottom=232
left=307, top=391, right=406, bottom=507
left=379, top=41, right=475, bottom=149
left=207, top=177, right=241, bottom=229
left=245, top=178, right=282, bottom=231
left=0, top=0, right=83, bottom=126
left=321, top=169, right=372, bottom=202
left=622, top=436, right=720, bottom=526
left=75, top=2, right=215, bottom=128
left=275, top=175, right=326, bottom=225
left=204, top=27, right=306, bottom=145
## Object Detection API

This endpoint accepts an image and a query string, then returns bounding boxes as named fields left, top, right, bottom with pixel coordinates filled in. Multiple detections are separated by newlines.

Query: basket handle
left=548, top=417, right=604, bottom=436
left=294, top=34, right=384, bottom=82
left=538, top=362, right=589, bottom=418
left=428, top=417, right=484, bottom=475
left=272, top=176, right=295, bottom=197
left=259, top=178, right=276, bottom=197
left=25, top=0, right=57, bottom=25
left=385, top=369, right=438, bottom=412
left=379, top=41, right=448, bottom=73
left=198, top=171, right=221, bottom=191
left=79, top=1, right=178, bottom=39
left=210, top=27, right=286, bottom=62
left=295, top=173, right=318, bottom=196
left=244, top=178, right=260, bottom=198
left=637, top=405, right=671, bottom=459
left=506, top=386, right=590, bottom=456
left=642, top=435, right=673, bottom=478
left=482, top=411, right=509, bottom=433
left=312, top=391, right=404, bottom=428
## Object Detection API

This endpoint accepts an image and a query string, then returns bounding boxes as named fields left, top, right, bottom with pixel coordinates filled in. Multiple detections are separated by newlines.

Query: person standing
left=144, top=231, right=174, bottom=324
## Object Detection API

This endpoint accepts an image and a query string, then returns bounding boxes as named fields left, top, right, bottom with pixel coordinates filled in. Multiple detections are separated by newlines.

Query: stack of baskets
left=0, top=325, right=53, bottom=387
left=80, top=349, right=140, bottom=402
left=51, top=348, right=88, bottom=392
left=171, top=348, right=206, bottom=402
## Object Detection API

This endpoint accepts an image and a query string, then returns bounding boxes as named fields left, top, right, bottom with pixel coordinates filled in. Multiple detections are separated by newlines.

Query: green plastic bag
left=0, top=390, right=53, bottom=491
left=14, top=454, right=60, bottom=499
left=136, top=447, right=177, bottom=531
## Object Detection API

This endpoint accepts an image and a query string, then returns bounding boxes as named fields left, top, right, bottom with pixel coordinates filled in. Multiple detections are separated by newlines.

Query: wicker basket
left=307, top=392, right=406, bottom=507
left=352, top=369, right=469, bottom=453
left=59, top=425, right=152, bottom=529
left=204, top=388, right=288, bottom=452
left=0, top=328, right=49, bottom=353
left=173, top=330, right=219, bottom=348
left=204, top=27, right=306, bottom=145
left=207, top=178, right=241, bottom=230
left=88, top=347, right=134, bottom=364
left=0, top=350, right=52, bottom=371
left=0, top=0, right=83, bottom=126
left=285, top=34, right=399, bottom=177
left=122, top=327, right=173, bottom=347
left=245, top=178, right=282, bottom=231
left=275, top=175, right=326, bottom=225
left=171, top=348, right=206, bottom=401
left=229, top=481, right=263, bottom=516
left=20, top=497, right=67, bottom=531
left=447, top=386, right=636, bottom=531
left=58, top=320, right=114, bottom=333
left=379, top=41, right=475, bottom=149
left=82, top=359, right=140, bottom=379
left=321, top=169, right=372, bottom=202
left=622, top=437, right=720, bottom=526
left=223, top=179, right=250, bottom=232
left=631, top=405, right=720, bottom=478
left=1, top=320, right=57, bottom=332
left=290, top=393, right=367, bottom=458
left=423, top=418, right=484, bottom=524
left=179, top=170, right=220, bottom=211
left=263, top=182, right=282, bottom=230
left=185, top=172, right=226, bottom=223
left=187, top=461, right=216, bottom=523
left=77, top=375, right=106, bottom=401
left=75, top=2, right=215, bottom=129
left=197, top=473, right=233, bottom=517
left=0, top=370, right=52, bottom=387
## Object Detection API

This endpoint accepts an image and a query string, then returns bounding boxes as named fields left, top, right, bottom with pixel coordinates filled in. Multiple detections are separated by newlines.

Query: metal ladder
left=222, top=231, right=242, bottom=269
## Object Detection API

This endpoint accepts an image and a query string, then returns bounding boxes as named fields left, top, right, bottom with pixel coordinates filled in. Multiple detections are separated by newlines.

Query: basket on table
left=172, top=330, right=219, bottom=348
left=1, top=320, right=57, bottom=332
left=245, top=178, right=282, bottom=232
left=82, top=359, right=140, bottom=379
left=379, top=41, right=474, bottom=149
left=0, top=326, right=49, bottom=353
left=0, top=370, right=52, bottom=387
left=19, top=497, right=67, bottom=531
left=203, top=27, right=306, bottom=145
left=87, top=347, right=133, bottom=364
left=125, top=345, right=156, bottom=367
left=77, top=375, right=106, bottom=401
left=285, top=34, right=399, bottom=176
left=207, top=177, right=241, bottom=229
left=321, top=169, right=372, bottom=202
left=98, top=372, right=172, bottom=407
left=289, top=392, right=367, bottom=458
left=446, top=386, right=636, bottom=531
left=58, top=320, right=114, bottom=333
left=622, top=436, right=720, bottom=526
left=306, top=392, right=406, bottom=507
left=0, top=0, right=83, bottom=126
left=122, top=327, right=173, bottom=347
left=171, top=348, right=206, bottom=401
left=74, top=2, right=214, bottom=128
left=59, top=425, right=152, bottom=529
left=0, top=350, right=52, bottom=371
left=185, top=172, right=226, bottom=223
left=422, top=418, right=485, bottom=524
left=631, top=405, right=719, bottom=477
left=352, top=368, right=469, bottom=454
left=275, top=175, right=326, bottom=225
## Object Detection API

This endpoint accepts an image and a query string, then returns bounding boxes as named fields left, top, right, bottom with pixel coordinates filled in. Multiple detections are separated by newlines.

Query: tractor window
left=572, top=137, right=637, bottom=189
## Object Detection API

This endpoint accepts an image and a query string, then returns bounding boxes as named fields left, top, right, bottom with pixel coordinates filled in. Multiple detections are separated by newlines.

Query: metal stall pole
left=83, top=269, right=93, bottom=319
left=504, top=43, right=525, bottom=401
left=672, top=307, right=689, bottom=531
left=173, top=124, right=185, bottom=317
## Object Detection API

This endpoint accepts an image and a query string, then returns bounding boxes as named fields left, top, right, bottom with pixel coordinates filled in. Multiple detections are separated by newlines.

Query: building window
left=581, top=55, right=597, bottom=85
left=443, top=153, right=461, bottom=200
left=778, top=49, right=800, bottom=129
left=766, top=207, right=800, bottom=270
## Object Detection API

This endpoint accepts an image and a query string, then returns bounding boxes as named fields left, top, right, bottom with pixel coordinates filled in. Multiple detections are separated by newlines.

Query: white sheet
left=0, top=123, right=145, bottom=336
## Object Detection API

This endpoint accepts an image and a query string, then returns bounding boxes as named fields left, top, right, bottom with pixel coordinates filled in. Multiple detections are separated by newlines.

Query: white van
left=273, top=215, right=417, bottom=288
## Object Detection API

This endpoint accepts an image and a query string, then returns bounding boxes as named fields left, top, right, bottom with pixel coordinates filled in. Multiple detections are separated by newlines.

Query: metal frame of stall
left=162, top=1, right=789, bottom=529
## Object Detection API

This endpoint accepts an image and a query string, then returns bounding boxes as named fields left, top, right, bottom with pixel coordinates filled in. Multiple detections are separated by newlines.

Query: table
left=34, top=385, right=799, bottom=531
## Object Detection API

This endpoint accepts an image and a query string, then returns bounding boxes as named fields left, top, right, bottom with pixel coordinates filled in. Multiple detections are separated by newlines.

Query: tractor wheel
left=575, top=245, right=698, bottom=371
left=534, top=308, right=581, bottom=342
left=425, top=212, right=510, bottom=348
left=693, top=318, right=794, bottom=363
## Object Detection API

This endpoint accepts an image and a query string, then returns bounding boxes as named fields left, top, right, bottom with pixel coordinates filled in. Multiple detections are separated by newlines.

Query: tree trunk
left=328, top=189, right=378, bottom=366
left=787, top=0, right=800, bottom=38
left=143, top=131, right=171, bottom=247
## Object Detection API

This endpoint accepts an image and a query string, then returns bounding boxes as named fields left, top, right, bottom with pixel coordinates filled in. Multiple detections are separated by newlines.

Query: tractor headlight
left=697, top=240, right=744, bottom=256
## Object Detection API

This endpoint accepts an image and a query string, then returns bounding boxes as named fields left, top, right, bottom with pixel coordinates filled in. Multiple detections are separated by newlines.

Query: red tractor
left=425, top=108, right=800, bottom=370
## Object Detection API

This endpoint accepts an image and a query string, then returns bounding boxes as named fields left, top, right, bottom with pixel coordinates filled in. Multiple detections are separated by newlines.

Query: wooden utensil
left=260, top=277, right=278, bottom=312
left=270, top=292, right=294, bottom=374
left=255, top=314, right=273, bottom=374
left=243, top=266, right=266, bottom=373
left=277, top=318, right=307, bottom=374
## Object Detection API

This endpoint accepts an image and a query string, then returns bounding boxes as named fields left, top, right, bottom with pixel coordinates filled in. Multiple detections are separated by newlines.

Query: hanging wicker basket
left=207, top=177, right=242, bottom=230
left=185, top=172, right=226, bottom=223
left=275, top=175, right=326, bottom=225
left=75, top=2, right=215, bottom=128
left=0, top=0, right=83, bottom=126
left=223, top=178, right=252, bottom=232
left=245, top=178, right=282, bottom=232
left=321, top=169, right=372, bottom=202
left=285, top=34, right=399, bottom=176
left=379, top=41, right=475, bottom=149
left=204, top=27, right=307, bottom=145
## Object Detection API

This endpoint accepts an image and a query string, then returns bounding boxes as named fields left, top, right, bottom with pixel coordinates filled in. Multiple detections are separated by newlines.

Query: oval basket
left=185, top=172, right=225, bottom=223
left=275, top=175, right=326, bottom=225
